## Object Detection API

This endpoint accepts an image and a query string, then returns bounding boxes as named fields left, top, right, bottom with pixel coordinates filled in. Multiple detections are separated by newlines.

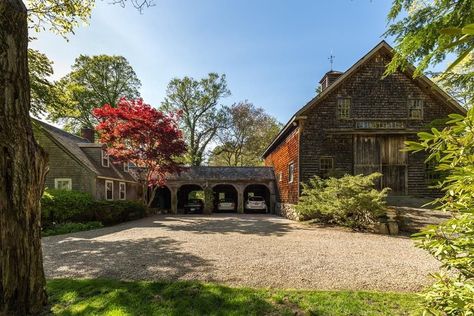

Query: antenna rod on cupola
left=328, top=52, right=335, bottom=71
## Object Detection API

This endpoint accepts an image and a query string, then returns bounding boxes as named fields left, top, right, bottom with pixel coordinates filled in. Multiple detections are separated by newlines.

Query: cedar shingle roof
left=33, top=119, right=137, bottom=183
left=166, top=166, right=275, bottom=181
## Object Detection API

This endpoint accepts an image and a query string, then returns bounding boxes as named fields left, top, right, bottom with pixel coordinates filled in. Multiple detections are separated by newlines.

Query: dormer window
left=101, top=149, right=109, bottom=167
left=123, top=162, right=129, bottom=172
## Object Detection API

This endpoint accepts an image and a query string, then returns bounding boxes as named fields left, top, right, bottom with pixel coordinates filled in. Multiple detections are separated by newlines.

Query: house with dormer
left=33, top=119, right=141, bottom=201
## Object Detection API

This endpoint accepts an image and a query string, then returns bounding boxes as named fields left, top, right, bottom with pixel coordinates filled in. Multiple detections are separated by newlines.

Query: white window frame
left=119, top=182, right=126, bottom=200
left=288, top=163, right=295, bottom=183
left=279, top=171, right=283, bottom=182
left=54, top=178, right=72, bottom=191
left=123, top=162, right=129, bottom=172
left=101, top=149, right=110, bottom=167
left=105, top=180, right=114, bottom=201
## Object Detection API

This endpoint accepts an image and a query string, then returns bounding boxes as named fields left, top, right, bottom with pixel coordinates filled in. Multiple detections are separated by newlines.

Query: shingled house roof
left=166, top=166, right=275, bottom=181
left=33, top=119, right=137, bottom=183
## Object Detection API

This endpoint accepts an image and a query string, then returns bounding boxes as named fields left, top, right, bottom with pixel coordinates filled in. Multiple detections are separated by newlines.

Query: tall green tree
left=49, top=54, right=142, bottom=132
left=209, top=101, right=282, bottom=166
left=28, top=48, right=65, bottom=116
left=0, top=0, right=152, bottom=314
left=385, top=0, right=474, bottom=107
left=161, top=73, right=230, bottom=166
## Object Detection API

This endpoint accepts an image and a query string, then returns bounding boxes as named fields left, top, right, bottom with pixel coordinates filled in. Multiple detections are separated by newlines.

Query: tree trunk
left=0, top=0, right=48, bottom=314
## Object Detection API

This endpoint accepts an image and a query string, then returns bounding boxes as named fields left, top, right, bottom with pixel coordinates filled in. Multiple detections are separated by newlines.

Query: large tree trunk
left=0, top=0, right=48, bottom=315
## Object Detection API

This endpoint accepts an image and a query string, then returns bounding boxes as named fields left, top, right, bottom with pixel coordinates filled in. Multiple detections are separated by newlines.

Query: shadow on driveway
left=147, top=214, right=301, bottom=237
left=43, top=236, right=214, bottom=281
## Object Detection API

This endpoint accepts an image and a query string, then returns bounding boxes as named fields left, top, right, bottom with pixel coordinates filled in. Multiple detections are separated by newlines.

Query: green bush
left=42, top=221, right=103, bottom=237
left=41, top=189, right=95, bottom=225
left=94, top=200, right=147, bottom=225
left=41, top=189, right=147, bottom=228
left=295, top=173, right=389, bottom=230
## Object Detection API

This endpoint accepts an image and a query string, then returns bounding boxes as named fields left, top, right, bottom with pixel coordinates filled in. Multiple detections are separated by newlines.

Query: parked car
left=216, top=199, right=236, bottom=212
left=245, top=196, right=267, bottom=212
left=184, top=199, right=203, bottom=214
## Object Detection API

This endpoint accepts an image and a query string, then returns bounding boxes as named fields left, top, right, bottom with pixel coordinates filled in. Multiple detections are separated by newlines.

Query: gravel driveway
left=42, top=214, right=439, bottom=292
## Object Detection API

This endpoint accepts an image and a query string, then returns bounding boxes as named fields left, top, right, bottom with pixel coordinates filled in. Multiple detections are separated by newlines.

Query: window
left=288, top=163, right=295, bottom=183
left=320, top=157, right=334, bottom=177
left=408, top=99, right=423, bottom=119
left=105, top=180, right=114, bottom=200
left=123, top=162, right=129, bottom=172
left=54, top=178, right=72, bottom=190
left=278, top=171, right=283, bottom=182
left=119, top=182, right=126, bottom=200
left=425, top=160, right=444, bottom=184
left=337, top=98, right=351, bottom=119
left=101, top=150, right=109, bottom=167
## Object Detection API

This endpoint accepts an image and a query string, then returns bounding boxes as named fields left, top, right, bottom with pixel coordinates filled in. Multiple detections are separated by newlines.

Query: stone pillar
left=170, top=186, right=178, bottom=214
left=203, top=183, right=213, bottom=215
left=237, top=185, right=244, bottom=214
left=268, top=181, right=276, bottom=214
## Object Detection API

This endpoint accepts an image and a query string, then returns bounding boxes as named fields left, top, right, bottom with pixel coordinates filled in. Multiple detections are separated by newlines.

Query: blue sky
left=31, top=0, right=395, bottom=124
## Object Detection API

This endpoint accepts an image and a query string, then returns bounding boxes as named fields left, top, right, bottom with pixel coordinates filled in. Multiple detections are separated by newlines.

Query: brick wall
left=264, top=127, right=300, bottom=204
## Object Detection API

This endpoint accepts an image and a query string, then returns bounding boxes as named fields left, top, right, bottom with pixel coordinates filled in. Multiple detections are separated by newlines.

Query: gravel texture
left=42, top=214, right=439, bottom=292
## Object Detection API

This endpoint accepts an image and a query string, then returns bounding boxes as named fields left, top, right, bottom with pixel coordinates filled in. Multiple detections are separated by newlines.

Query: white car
left=217, top=199, right=236, bottom=211
left=245, top=196, right=267, bottom=212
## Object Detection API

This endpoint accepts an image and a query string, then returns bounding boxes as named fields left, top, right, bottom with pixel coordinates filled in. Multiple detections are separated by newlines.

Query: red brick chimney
left=319, top=70, right=343, bottom=91
left=81, top=127, right=95, bottom=143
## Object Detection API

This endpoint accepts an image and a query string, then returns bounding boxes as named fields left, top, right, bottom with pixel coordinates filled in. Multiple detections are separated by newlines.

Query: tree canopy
left=209, top=101, right=282, bottom=166
left=48, top=54, right=142, bottom=132
left=161, top=73, right=230, bottom=166
left=385, top=0, right=474, bottom=108
left=93, top=98, right=186, bottom=206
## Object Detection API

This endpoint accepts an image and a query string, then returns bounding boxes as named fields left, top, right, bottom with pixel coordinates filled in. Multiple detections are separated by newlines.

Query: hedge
left=41, top=189, right=147, bottom=227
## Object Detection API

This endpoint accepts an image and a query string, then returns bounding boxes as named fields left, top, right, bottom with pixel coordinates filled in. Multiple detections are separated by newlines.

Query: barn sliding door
left=354, top=135, right=407, bottom=195
left=380, top=136, right=407, bottom=195
left=354, top=136, right=381, bottom=176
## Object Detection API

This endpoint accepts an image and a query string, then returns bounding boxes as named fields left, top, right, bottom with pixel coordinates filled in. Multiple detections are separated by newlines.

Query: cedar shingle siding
left=33, top=119, right=141, bottom=201
left=263, top=41, right=466, bottom=203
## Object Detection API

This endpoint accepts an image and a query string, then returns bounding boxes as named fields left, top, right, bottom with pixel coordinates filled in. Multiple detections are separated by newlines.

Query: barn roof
left=262, top=40, right=466, bottom=158
left=166, top=166, right=275, bottom=181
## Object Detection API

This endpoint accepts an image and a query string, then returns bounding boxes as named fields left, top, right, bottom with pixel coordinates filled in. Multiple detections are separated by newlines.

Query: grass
left=42, top=222, right=103, bottom=237
left=47, top=279, right=421, bottom=315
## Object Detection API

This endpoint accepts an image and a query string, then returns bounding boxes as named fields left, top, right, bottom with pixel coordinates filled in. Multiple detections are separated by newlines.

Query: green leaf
left=446, top=48, right=473, bottom=72
left=461, top=24, right=474, bottom=35
left=440, top=27, right=462, bottom=35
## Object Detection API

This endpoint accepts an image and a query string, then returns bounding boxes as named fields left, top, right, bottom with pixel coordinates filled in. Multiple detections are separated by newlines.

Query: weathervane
left=328, top=52, right=335, bottom=71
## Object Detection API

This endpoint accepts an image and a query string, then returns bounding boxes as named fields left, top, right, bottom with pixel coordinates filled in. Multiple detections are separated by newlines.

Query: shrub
left=94, top=200, right=147, bottom=225
left=407, top=110, right=474, bottom=315
left=41, top=189, right=95, bottom=225
left=42, top=221, right=103, bottom=237
left=295, top=173, right=389, bottom=230
left=41, top=189, right=147, bottom=228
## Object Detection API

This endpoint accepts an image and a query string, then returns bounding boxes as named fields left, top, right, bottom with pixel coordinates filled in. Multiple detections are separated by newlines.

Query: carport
left=177, top=184, right=204, bottom=213
left=149, top=186, right=171, bottom=210
left=244, top=184, right=271, bottom=213
left=163, top=166, right=277, bottom=214
left=213, top=184, right=238, bottom=212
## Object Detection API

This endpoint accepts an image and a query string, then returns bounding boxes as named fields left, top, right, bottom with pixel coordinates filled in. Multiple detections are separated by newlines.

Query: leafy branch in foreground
left=406, top=108, right=474, bottom=315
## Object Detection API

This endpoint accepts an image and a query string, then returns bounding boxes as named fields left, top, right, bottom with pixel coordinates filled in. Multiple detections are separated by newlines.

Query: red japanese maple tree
left=93, top=98, right=187, bottom=206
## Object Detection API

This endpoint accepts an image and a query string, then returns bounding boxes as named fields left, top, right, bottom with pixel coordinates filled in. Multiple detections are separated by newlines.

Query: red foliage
left=93, top=98, right=187, bottom=187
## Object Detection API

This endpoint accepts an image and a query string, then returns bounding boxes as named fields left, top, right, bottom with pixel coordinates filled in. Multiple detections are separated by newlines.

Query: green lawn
left=47, top=279, right=421, bottom=315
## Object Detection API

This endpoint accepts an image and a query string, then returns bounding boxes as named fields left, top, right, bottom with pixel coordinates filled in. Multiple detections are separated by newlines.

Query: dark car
left=184, top=199, right=204, bottom=214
